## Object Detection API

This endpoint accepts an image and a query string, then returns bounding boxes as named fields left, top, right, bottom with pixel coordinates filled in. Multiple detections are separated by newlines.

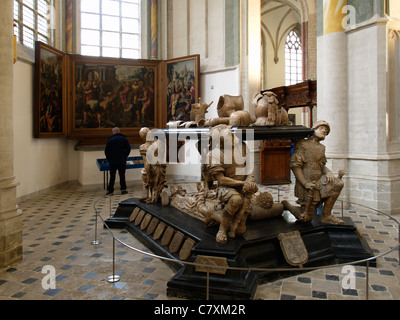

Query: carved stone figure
left=190, top=97, right=213, bottom=126
left=282, top=120, right=345, bottom=225
left=204, top=95, right=252, bottom=127
left=139, top=127, right=167, bottom=204
left=159, top=123, right=297, bottom=243
left=249, top=191, right=285, bottom=221
left=252, top=91, right=289, bottom=126
left=168, top=92, right=292, bottom=129
left=199, top=125, right=259, bottom=243
left=165, top=183, right=285, bottom=240
left=165, top=183, right=222, bottom=221
left=217, top=95, right=245, bottom=117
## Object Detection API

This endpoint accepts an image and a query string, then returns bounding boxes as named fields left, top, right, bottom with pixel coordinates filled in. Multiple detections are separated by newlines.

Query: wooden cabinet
left=259, top=140, right=293, bottom=185
left=265, top=79, right=317, bottom=126
left=259, top=80, right=316, bottom=185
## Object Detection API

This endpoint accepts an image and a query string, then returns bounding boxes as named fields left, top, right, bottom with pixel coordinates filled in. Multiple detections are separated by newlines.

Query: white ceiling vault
left=261, top=0, right=302, bottom=64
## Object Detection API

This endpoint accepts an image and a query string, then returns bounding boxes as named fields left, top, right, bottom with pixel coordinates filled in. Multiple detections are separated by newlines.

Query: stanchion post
left=107, top=237, right=120, bottom=283
left=109, top=194, right=112, bottom=217
left=91, top=208, right=101, bottom=245
left=206, top=269, right=210, bottom=300
left=366, top=261, right=369, bottom=300
left=341, top=200, right=344, bottom=217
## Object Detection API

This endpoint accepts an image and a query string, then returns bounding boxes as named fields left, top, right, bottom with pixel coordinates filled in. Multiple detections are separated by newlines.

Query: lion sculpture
left=252, top=91, right=289, bottom=126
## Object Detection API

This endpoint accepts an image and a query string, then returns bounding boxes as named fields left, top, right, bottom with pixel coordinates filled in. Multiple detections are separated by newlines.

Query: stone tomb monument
left=105, top=120, right=374, bottom=299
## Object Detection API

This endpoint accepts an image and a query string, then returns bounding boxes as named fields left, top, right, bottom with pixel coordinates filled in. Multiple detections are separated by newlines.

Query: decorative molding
left=0, top=177, right=20, bottom=190
left=326, top=151, right=400, bottom=161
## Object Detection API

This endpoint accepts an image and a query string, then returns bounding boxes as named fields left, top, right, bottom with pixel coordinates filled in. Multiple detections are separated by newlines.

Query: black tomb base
left=105, top=198, right=375, bottom=300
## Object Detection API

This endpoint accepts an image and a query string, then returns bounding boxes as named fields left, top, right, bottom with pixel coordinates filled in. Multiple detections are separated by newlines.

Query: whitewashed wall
left=13, top=61, right=71, bottom=200
left=162, top=0, right=242, bottom=180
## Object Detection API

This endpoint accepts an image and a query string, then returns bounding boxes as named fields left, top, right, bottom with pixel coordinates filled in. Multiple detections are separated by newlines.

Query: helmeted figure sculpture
left=139, top=127, right=167, bottom=204
left=201, top=125, right=258, bottom=243
left=282, top=120, right=345, bottom=225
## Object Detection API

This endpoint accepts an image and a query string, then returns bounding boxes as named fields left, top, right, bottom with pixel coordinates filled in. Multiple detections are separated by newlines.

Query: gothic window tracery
left=285, top=29, right=302, bottom=85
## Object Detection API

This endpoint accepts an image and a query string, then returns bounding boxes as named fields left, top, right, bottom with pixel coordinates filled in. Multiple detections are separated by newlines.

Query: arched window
left=285, top=29, right=302, bottom=86
left=80, top=0, right=141, bottom=58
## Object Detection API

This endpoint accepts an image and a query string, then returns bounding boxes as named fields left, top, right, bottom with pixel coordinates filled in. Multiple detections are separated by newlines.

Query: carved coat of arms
left=278, top=231, right=308, bottom=268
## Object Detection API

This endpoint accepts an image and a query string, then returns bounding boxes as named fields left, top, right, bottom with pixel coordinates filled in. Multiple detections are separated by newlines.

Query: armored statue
left=161, top=124, right=293, bottom=243
left=282, top=120, right=345, bottom=225
left=204, top=95, right=252, bottom=127
left=139, top=127, right=167, bottom=204
left=162, top=125, right=258, bottom=243
left=201, top=125, right=258, bottom=243
left=167, top=92, right=292, bottom=129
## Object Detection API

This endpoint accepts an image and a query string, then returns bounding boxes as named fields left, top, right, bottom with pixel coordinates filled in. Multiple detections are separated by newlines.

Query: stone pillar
left=317, top=0, right=400, bottom=214
left=318, top=0, right=348, bottom=152
left=247, top=0, right=261, bottom=114
left=0, top=0, right=22, bottom=268
left=151, top=0, right=158, bottom=59
left=317, top=0, right=349, bottom=200
left=65, top=0, right=73, bottom=53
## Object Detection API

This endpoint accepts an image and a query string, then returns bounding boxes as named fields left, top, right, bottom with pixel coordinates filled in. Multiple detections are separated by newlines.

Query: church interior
left=1, top=0, right=400, bottom=302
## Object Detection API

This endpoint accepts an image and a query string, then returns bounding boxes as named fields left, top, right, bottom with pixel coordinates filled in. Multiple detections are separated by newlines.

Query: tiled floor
left=0, top=181, right=399, bottom=300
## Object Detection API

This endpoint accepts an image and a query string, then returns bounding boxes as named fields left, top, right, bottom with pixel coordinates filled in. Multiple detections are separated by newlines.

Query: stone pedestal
left=106, top=198, right=374, bottom=300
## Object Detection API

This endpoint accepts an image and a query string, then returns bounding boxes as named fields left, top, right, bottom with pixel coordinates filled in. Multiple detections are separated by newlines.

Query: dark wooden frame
left=34, top=41, right=67, bottom=138
left=34, top=43, right=200, bottom=145
left=67, top=55, right=162, bottom=145
left=265, top=79, right=317, bottom=127
left=163, top=55, right=200, bottom=125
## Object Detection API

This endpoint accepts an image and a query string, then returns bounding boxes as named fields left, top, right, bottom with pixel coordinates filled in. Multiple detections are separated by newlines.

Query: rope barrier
left=91, top=192, right=400, bottom=300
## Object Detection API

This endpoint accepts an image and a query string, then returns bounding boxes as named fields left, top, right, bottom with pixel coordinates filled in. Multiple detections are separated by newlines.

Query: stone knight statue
left=282, top=120, right=345, bottom=225
left=139, top=127, right=167, bottom=204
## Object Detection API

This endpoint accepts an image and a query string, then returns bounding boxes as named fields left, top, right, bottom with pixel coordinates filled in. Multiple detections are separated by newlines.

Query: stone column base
left=342, top=157, right=400, bottom=215
left=0, top=210, right=23, bottom=268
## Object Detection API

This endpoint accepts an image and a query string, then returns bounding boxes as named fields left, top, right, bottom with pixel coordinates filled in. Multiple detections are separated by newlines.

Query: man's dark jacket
left=105, top=133, right=131, bottom=165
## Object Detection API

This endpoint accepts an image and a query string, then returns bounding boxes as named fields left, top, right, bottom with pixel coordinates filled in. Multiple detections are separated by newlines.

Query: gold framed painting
left=67, top=55, right=162, bottom=145
left=163, top=55, right=200, bottom=125
left=33, top=42, right=199, bottom=146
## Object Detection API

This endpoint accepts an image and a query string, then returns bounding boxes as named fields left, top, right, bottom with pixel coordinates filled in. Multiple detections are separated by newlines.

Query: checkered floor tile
left=0, top=181, right=399, bottom=300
